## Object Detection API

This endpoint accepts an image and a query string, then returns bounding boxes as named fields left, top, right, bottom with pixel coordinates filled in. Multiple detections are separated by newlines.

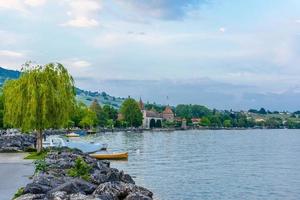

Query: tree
left=90, top=99, right=102, bottom=123
left=71, top=102, right=88, bottom=127
left=200, top=117, right=210, bottom=127
left=0, top=94, right=4, bottom=128
left=120, top=98, right=143, bottom=127
left=79, top=109, right=97, bottom=129
left=103, top=105, right=118, bottom=121
left=258, top=108, right=267, bottom=114
left=223, top=119, right=232, bottom=128
left=3, top=63, right=75, bottom=152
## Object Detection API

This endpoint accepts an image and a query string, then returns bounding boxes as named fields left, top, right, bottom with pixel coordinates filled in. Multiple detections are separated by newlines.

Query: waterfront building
left=162, top=106, right=175, bottom=122
left=139, top=99, right=163, bottom=129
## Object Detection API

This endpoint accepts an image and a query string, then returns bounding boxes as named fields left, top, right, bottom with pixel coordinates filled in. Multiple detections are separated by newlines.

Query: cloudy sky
left=0, top=0, right=300, bottom=111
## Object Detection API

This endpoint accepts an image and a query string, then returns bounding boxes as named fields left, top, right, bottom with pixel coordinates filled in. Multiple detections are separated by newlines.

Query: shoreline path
left=0, top=153, right=33, bottom=200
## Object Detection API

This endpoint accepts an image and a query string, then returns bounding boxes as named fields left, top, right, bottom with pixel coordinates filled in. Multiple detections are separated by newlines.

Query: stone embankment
left=0, top=132, right=35, bottom=152
left=15, top=148, right=153, bottom=200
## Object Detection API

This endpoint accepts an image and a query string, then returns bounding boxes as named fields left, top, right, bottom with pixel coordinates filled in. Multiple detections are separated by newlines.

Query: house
left=162, top=106, right=174, bottom=122
left=139, top=99, right=163, bottom=129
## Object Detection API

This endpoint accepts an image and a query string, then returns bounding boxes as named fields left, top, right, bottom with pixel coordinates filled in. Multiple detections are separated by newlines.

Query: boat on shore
left=89, top=152, right=128, bottom=160
left=66, top=132, right=80, bottom=137
left=43, top=136, right=66, bottom=148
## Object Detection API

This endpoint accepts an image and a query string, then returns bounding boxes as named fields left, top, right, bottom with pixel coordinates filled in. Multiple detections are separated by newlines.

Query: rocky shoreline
left=14, top=147, right=153, bottom=200
left=0, top=134, right=35, bottom=152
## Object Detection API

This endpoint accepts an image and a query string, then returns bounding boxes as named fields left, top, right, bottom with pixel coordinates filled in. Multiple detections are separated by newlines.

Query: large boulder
left=47, top=179, right=97, bottom=197
left=93, top=182, right=153, bottom=200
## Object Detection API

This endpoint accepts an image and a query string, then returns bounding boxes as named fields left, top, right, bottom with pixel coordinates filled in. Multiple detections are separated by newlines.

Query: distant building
left=191, top=118, right=201, bottom=125
left=162, top=106, right=174, bottom=122
left=139, top=99, right=163, bottom=129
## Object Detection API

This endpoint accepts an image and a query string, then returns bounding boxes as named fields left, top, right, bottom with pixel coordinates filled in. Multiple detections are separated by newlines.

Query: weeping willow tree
left=3, top=62, right=75, bottom=152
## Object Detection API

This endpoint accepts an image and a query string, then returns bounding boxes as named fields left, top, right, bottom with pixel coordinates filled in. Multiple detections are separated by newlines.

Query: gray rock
left=0, top=134, right=35, bottom=152
left=48, top=179, right=97, bottom=196
left=69, top=193, right=101, bottom=200
left=124, top=193, right=152, bottom=200
left=93, top=182, right=153, bottom=200
left=51, top=191, right=68, bottom=200
left=19, top=148, right=153, bottom=200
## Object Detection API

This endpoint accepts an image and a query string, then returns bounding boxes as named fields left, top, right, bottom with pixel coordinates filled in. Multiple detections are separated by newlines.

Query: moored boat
left=89, top=152, right=128, bottom=160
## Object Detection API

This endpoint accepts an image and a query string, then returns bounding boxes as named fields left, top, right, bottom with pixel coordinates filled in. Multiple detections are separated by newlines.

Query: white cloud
left=24, top=0, right=46, bottom=7
left=62, top=17, right=98, bottom=27
left=0, top=0, right=26, bottom=12
left=0, top=50, right=24, bottom=58
left=63, top=0, right=102, bottom=28
left=71, top=60, right=91, bottom=68
left=219, top=27, right=226, bottom=33
left=0, top=0, right=46, bottom=12
left=61, top=59, right=92, bottom=78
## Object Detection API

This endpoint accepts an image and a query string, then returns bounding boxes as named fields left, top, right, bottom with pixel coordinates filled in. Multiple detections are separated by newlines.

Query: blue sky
left=0, top=0, right=300, bottom=110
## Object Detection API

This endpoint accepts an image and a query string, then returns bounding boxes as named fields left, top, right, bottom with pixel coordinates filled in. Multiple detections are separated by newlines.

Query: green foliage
left=3, top=63, right=75, bottom=152
left=175, top=104, right=211, bottom=120
left=265, top=117, right=283, bottom=128
left=34, top=159, right=48, bottom=173
left=200, top=117, right=211, bottom=127
left=106, top=119, right=114, bottom=129
left=223, top=119, right=232, bottom=128
left=120, top=98, right=143, bottom=127
left=3, top=62, right=75, bottom=131
left=79, top=108, right=97, bottom=128
left=24, top=150, right=47, bottom=160
left=71, top=102, right=88, bottom=127
left=163, top=120, right=175, bottom=128
left=67, top=157, right=92, bottom=181
left=13, top=187, right=24, bottom=200
left=144, top=103, right=165, bottom=113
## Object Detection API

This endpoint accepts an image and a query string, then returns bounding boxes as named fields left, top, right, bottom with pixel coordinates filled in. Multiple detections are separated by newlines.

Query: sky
left=0, top=0, right=300, bottom=111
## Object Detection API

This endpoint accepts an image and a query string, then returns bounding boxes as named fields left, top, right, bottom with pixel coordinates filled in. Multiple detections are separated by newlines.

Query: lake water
left=73, top=129, right=300, bottom=200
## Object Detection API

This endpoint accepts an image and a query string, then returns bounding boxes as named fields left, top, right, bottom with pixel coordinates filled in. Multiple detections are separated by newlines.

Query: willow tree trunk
left=36, top=130, right=43, bottom=153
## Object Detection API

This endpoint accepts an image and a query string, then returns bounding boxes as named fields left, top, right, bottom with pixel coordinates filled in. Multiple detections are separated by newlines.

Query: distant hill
left=0, top=67, right=21, bottom=84
left=0, top=67, right=124, bottom=109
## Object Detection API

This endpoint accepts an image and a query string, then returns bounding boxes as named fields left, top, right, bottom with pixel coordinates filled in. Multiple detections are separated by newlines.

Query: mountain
left=0, top=67, right=21, bottom=84
left=0, top=67, right=124, bottom=108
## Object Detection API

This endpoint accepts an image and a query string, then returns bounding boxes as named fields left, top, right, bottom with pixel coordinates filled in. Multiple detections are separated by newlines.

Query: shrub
left=34, top=159, right=48, bottom=174
left=67, top=157, right=92, bottom=181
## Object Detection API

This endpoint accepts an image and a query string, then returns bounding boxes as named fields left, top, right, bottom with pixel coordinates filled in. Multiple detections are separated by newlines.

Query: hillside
left=0, top=67, right=124, bottom=109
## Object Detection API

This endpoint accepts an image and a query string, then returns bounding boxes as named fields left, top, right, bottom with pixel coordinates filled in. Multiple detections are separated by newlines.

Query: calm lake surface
left=74, top=129, right=300, bottom=200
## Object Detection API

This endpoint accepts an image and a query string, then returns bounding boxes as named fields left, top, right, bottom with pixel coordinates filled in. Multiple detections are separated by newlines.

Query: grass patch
left=12, top=187, right=24, bottom=199
left=24, top=150, right=47, bottom=160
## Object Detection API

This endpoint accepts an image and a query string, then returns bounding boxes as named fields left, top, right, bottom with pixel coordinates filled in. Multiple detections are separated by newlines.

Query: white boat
left=43, top=136, right=67, bottom=148
left=66, top=132, right=80, bottom=137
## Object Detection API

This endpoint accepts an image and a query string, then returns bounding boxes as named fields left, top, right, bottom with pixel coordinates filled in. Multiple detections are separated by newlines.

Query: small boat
left=89, top=152, right=128, bottom=160
left=87, top=129, right=96, bottom=134
left=66, top=132, right=80, bottom=137
left=43, top=136, right=66, bottom=148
